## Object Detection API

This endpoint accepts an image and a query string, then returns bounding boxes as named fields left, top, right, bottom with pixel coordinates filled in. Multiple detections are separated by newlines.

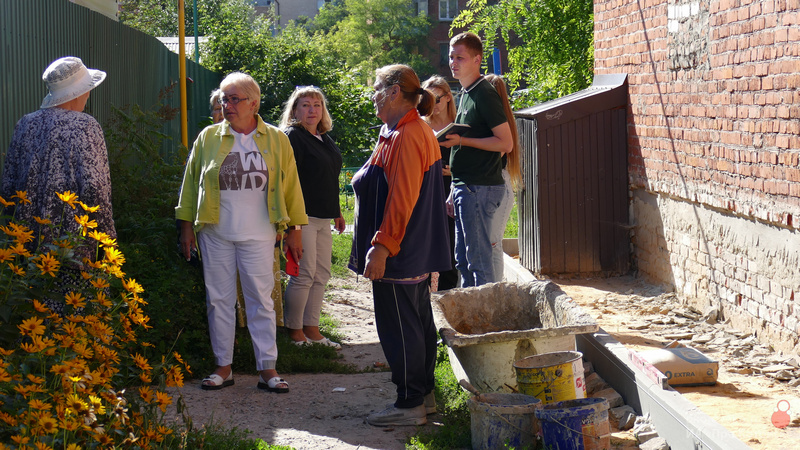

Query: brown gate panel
left=516, top=74, right=629, bottom=276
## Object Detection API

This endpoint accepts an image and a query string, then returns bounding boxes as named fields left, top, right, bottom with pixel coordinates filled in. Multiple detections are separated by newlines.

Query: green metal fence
left=0, top=0, right=221, bottom=167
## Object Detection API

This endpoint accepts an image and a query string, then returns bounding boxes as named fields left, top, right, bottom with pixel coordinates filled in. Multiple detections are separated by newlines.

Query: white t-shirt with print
left=205, top=129, right=276, bottom=242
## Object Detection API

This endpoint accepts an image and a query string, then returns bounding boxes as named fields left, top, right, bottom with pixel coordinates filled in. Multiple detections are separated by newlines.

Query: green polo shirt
left=450, top=77, right=508, bottom=186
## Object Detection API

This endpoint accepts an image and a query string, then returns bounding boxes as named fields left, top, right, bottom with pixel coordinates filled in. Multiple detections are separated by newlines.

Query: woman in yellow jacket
left=176, top=72, right=307, bottom=393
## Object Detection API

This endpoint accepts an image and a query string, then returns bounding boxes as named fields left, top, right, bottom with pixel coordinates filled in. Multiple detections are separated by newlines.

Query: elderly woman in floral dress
left=1, top=56, right=116, bottom=314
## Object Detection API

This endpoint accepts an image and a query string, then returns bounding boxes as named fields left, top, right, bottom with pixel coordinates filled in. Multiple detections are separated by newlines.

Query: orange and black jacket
left=348, top=109, right=451, bottom=280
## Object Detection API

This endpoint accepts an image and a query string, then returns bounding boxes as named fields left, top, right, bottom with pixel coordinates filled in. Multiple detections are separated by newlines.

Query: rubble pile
left=592, top=291, right=800, bottom=387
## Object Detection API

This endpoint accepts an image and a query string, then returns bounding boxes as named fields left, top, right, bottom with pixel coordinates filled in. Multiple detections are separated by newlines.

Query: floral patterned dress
left=2, top=107, right=116, bottom=313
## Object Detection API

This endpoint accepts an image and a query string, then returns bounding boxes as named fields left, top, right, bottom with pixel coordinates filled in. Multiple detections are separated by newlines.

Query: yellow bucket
left=514, top=351, right=586, bottom=404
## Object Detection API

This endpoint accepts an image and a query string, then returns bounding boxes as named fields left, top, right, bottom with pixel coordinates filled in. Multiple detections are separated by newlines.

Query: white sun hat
left=40, top=56, right=107, bottom=109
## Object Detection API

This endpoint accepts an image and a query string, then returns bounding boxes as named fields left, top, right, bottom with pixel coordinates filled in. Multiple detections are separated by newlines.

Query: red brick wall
left=594, top=0, right=800, bottom=350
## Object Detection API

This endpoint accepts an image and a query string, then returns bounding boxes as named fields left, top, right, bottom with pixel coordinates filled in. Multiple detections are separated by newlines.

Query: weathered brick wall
left=594, top=0, right=800, bottom=351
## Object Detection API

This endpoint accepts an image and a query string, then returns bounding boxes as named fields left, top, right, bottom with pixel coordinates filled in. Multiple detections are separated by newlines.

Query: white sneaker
left=366, top=404, right=427, bottom=426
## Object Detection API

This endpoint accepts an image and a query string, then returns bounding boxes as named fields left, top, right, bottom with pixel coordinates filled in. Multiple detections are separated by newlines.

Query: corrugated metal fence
left=0, top=0, right=220, bottom=166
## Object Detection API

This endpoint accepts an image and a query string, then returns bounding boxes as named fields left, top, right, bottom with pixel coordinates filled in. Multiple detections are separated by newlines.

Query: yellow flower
left=0, top=223, right=34, bottom=244
left=33, top=216, right=52, bottom=225
left=0, top=411, right=18, bottom=426
left=12, top=191, right=31, bottom=205
left=72, top=342, right=94, bottom=359
left=88, top=395, right=106, bottom=414
left=0, top=368, right=12, bottom=383
left=122, top=278, right=144, bottom=294
left=0, top=347, right=13, bottom=356
left=155, top=391, right=172, bottom=412
left=80, top=271, right=93, bottom=280
left=0, top=196, right=14, bottom=207
left=20, top=338, right=46, bottom=353
left=94, top=434, right=114, bottom=446
left=35, top=441, right=54, bottom=450
left=8, top=263, right=25, bottom=276
left=18, top=317, right=46, bottom=336
left=35, top=253, right=60, bottom=277
left=132, top=353, right=152, bottom=371
left=57, top=190, right=79, bottom=209
left=11, top=242, right=32, bottom=257
left=74, top=214, right=98, bottom=235
left=52, top=238, right=73, bottom=249
left=32, top=300, right=51, bottom=313
left=29, top=399, right=51, bottom=410
left=139, top=372, right=152, bottom=384
left=10, top=436, right=29, bottom=445
left=101, top=236, right=118, bottom=247
left=65, top=444, right=82, bottom=450
left=36, top=414, right=58, bottom=435
left=64, top=292, right=87, bottom=309
left=139, top=386, right=154, bottom=403
left=87, top=229, right=108, bottom=242
left=93, top=290, right=113, bottom=308
left=65, top=393, right=88, bottom=414
left=165, top=365, right=184, bottom=388
left=0, top=247, right=14, bottom=263
left=79, top=201, right=100, bottom=213
left=103, top=247, right=125, bottom=266
left=26, top=373, right=45, bottom=384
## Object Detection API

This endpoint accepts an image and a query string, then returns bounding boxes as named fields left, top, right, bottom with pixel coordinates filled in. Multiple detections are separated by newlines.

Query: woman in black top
left=280, top=86, right=345, bottom=348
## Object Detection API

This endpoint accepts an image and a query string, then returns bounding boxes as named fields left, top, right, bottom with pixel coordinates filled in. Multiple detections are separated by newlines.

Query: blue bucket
left=534, top=397, right=610, bottom=450
left=468, top=393, right=542, bottom=450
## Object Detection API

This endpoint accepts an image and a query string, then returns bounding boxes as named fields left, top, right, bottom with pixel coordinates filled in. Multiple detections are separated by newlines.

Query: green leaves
left=454, top=0, right=594, bottom=107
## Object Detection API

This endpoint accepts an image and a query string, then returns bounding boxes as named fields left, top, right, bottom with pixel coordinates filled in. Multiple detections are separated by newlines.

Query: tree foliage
left=312, top=0, right=434, bottom=82
left=199, top=1, right=378, bottom=165
left=454, top=0, right=594, bottom=106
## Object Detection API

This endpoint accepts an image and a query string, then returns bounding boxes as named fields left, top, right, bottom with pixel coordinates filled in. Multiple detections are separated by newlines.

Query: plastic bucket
left=467, top=392, right=542, bottom=450
left=514, top=351, right=586, bottom=404
left=534, top=397, right=611, bottom=450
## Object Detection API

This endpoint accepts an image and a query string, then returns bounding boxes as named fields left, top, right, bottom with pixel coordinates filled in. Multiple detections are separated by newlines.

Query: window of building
left=439, top=43, right=450, bottom=67
left=253, top=0, right=272, bottom=6
left=439, top=0, right=458, bottom=20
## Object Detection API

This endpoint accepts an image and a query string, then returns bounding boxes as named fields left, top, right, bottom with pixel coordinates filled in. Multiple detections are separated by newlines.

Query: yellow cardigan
left=175, top=116, right=308, bottom=233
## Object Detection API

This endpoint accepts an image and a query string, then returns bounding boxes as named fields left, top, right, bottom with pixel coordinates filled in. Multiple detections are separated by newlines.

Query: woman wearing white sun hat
left=1, top=56, right=116, bottom=315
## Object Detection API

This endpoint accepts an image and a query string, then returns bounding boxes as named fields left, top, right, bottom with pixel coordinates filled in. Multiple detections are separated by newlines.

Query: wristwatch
left=290, top=225, right=301, bottom=230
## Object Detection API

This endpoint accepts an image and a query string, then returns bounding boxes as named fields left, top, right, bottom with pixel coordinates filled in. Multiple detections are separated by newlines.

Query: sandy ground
left=554, top=275, right=800, bottom=450
left=168, top=272, right=800, bottom=449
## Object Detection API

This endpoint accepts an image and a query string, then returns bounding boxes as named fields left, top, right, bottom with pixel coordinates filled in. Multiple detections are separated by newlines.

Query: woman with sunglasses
left=176, top=72, right=307, bottom=393
left=421, top=75, right=459, bottom=290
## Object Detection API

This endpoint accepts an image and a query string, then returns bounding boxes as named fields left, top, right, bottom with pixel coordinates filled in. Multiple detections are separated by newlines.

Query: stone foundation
left=632, top=189, right=800, bottom=354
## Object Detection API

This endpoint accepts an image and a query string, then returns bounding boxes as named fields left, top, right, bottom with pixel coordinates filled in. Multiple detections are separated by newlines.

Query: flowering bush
left=0, top=191, right=190, bottom=449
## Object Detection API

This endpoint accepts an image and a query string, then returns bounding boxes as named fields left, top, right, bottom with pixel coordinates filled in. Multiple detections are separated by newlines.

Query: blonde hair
left=209, top=88, right=222, bottom=112
left=279, top=86, right=333, bottom=134
left=375, top=64, right=435, bottom=117
left=421, top=75, right=456, bottom=123
left=485, top=74, right=522, bottom=190
left=219, top=72, right=260, bottom=111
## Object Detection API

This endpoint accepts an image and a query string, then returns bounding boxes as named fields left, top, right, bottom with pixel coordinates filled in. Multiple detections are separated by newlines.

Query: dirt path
left=170, top=271, right=800, bottom=449
left=168, top=274, right=443, bottom=450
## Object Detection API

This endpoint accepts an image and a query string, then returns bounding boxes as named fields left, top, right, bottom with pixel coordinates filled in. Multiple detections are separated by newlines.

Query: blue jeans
left=453, top=184, right=505, bottom=287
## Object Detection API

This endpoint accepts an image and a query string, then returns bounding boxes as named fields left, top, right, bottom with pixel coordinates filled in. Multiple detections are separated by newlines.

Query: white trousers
left=284, top=216, right=333, bottom=329
left=198, top=229, right=277, bottom=371
left=490, top=169, right=515, bottom=282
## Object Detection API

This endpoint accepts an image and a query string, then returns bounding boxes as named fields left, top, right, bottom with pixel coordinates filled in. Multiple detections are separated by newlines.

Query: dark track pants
left=372, top=279, right=437, bottom=408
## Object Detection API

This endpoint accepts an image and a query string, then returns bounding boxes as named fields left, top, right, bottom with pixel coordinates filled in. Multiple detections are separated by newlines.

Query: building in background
left=255, top=0, right=507, bottom=78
